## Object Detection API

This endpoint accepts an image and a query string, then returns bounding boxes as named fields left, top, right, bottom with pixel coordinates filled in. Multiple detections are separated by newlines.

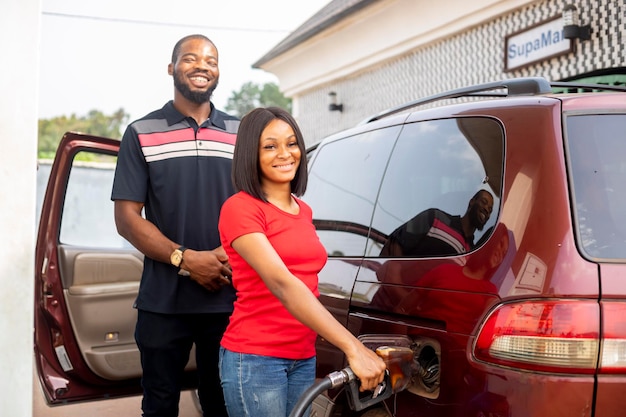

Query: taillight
left=473, top=300, right=600, bottom=374
left=599, top=301, right=626, bottom=373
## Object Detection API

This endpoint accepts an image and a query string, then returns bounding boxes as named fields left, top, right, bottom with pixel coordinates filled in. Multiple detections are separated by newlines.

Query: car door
left=35, top=131, right=143, bottom=403
left=350, top=116, right=507, bottom=414
left=303, top=124, right=403, bottom=376
left=34, top=132, right=198, bottom=404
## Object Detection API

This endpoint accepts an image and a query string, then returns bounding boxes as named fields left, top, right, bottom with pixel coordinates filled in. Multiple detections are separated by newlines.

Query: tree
left=224, top=82, right=292, bottom=118
left=38, top=108, right=129, bottom=159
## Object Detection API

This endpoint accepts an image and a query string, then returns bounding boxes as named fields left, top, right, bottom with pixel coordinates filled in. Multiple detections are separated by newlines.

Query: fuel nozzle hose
left=288, top=367, right=355, bottom=417
left=289, top=345, right=416, bottom=417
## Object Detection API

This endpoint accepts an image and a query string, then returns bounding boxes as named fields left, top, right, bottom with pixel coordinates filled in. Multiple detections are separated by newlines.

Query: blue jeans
left=219, top=347, right=316, bottom=417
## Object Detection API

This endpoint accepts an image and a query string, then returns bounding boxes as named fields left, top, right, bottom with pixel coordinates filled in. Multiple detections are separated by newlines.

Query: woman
left=218, top=107, right=386, bottom=417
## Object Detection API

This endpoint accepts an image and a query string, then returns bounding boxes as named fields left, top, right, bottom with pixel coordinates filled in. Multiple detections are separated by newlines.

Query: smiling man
left=111, top=34, right=239, bottom=417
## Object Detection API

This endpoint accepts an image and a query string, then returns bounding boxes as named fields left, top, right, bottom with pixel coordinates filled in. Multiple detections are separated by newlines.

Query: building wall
left=0, top=1, right=40, bottom=417
left=296, top=0, right=625, bottom=145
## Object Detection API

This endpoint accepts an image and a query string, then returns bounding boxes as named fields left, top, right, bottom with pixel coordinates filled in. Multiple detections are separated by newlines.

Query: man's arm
left=114, top=200, right=231, bottom=291
left=114, top=200, right=174, bottom=263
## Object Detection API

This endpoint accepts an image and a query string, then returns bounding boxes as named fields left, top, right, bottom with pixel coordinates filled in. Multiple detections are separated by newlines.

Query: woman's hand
left=345, top=343, right=387, bottom=392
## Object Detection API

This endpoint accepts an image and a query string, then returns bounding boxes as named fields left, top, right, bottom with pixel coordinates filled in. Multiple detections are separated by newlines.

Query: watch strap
left=178, top=246, right=187, bottom=264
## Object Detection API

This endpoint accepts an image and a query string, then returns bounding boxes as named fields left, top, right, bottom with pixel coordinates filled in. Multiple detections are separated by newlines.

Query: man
left=111, top=34, right=238, bottom=417
left=380, top=190, right=494, bottom=257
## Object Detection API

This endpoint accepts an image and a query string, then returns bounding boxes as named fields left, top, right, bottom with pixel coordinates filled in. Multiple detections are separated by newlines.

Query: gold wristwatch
left=170, top=246, right=186, bottom=267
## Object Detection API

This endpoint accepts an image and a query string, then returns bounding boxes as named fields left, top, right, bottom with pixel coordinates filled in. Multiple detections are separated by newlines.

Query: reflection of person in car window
left=380, top=190, right=494, bottom=257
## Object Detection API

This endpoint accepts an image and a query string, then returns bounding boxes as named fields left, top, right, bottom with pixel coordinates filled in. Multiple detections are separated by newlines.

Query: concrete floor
left=32, top=373, right=202, bottom=417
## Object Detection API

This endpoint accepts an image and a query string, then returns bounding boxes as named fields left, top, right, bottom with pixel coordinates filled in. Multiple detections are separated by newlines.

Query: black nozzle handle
left=345, top=369, right=392, bottom=412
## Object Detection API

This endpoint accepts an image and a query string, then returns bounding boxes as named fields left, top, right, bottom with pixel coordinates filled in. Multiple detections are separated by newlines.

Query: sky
left=38, top=0, right=330, bottom=123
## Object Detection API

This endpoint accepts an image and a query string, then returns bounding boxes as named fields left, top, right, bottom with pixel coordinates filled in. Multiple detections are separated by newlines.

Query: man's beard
left=470, top=205, right=487, bottom=231
left=173, top=71, right=219, bottom=104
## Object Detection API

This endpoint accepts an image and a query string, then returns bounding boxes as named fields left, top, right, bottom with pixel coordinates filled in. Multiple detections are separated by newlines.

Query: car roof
left=308, top=77, right=626, bottom=151
left=360, top=77, right=626, bottom=124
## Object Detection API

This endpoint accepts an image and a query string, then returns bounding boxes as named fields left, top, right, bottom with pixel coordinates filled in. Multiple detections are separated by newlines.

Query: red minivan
left=35, top=78, right=626, bottom=417
left=303, top=78, right=626, bottom=417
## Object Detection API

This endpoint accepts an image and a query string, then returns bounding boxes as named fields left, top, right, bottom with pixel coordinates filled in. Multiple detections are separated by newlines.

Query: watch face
left=170, top=250, right=183, bottom=267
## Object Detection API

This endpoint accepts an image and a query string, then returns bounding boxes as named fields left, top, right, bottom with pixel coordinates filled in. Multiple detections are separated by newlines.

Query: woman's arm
left=231, top=232, right=386, bottom=391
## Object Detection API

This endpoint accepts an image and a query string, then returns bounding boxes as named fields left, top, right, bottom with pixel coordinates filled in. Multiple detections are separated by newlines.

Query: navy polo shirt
left=111, top=101, right=239, bottom=314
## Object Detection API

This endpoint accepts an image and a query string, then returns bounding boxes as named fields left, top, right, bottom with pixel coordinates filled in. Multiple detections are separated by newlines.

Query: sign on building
left=505, top=17, right=573, bottom=71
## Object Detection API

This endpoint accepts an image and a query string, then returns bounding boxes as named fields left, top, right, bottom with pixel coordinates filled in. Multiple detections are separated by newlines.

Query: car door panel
left=34, top=132, right=197, bottom=404
left=60, top=246, right=143, bottom=380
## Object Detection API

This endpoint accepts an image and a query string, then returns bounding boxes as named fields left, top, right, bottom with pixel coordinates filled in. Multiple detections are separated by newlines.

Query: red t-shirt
left=218, top=191, right=328, bottom=359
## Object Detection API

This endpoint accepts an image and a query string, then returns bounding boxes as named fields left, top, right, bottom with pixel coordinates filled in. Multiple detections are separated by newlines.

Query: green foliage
left=38, top=108, right=128, bottom=159
left=224, top=82, right=292, bottom=118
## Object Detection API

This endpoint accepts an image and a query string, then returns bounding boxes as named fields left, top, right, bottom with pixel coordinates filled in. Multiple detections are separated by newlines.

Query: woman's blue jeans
left=219, top=347, right=316, bottom=417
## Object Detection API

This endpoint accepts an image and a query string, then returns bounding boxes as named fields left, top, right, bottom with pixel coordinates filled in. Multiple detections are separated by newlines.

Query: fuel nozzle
left=345, top=345, right=416, bottom=411
left=289, top=345, right=418, bottom=417
left=375, top=345, right=416, bottom=393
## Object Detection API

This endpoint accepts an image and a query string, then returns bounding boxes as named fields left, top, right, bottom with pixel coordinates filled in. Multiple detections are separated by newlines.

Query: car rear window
left=567, top=114, right=626, bottom=260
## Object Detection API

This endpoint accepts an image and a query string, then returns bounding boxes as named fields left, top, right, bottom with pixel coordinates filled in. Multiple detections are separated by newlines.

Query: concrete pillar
left=0, top=1, right=41, bottom=416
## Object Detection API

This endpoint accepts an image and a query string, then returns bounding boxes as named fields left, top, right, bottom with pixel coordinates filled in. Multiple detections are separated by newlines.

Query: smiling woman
left=258, top=118, right=302, bottom=203
left=218, top=107, right=386, bottom=417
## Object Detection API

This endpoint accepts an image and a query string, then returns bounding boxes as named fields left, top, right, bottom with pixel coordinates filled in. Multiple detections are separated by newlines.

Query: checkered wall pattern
left=298, top=0, right=626, bottom=145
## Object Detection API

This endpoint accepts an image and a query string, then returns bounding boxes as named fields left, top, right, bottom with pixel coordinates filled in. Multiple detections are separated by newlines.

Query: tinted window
left=371, top=117, right=503, bottom=257
left=60, top=151, right=129, bottom=248
left=303, top=126, right=402, bottom=256
left=567, top=114, right=626, bottom=259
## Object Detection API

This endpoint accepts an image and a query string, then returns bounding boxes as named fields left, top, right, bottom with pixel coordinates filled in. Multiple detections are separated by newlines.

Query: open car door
left=34, top=132, right=199, bottom=404
left=34, top=132, right=142, bottom=403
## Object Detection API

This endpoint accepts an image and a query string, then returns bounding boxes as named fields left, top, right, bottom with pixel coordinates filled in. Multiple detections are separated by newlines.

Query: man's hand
left=180, top=248, right=232, bottom=291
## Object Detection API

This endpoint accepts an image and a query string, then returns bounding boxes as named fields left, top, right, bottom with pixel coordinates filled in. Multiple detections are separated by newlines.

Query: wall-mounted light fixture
left=328, top=91, right=343, bottom=112
left=562, top=4, right=591, bottom=41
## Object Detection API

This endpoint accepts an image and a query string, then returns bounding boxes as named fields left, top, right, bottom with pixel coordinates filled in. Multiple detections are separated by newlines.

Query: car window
left=370, top=117, right=503, bottom=257
left=567, top=113, right=626, bottom=259
left=59, top=151, right=130, bottom=248
left=303, top=126, right=402, bottom=257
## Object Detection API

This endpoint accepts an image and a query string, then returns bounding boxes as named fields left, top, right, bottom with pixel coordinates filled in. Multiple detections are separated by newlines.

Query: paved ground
left=32, top=371, right=202, bottom=417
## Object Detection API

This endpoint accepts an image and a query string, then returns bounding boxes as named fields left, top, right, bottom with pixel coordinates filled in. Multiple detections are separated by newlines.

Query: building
left=254, top=0, right=626, bottom=145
